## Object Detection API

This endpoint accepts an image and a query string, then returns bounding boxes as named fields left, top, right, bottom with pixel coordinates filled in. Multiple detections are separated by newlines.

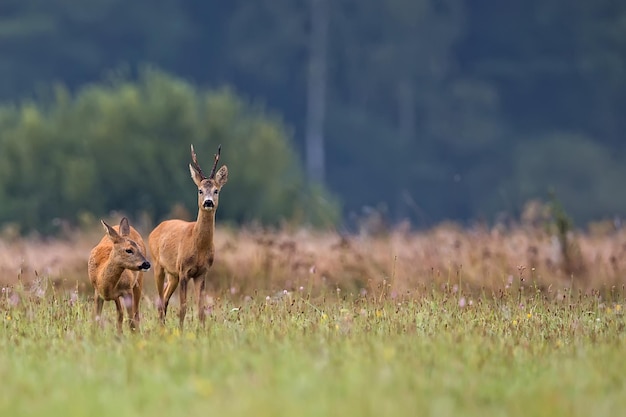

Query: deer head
left=101, top=218, right=151, bottom=271
left=189, top=144, right=229, bottom=211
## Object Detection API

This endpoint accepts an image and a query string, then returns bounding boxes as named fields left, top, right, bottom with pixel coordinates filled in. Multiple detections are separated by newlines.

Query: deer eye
left=213, top=189, right=219, bottom=195
left=125, top=249, right=133, bottom=254
left=198, top=189, right=203, bottom=195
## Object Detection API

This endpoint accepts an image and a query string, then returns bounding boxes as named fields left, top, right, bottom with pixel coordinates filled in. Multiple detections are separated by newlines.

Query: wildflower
left=265, top=295, right=271, bottom=301
left=320, top=313, right=328, bottom=324
left=283, top=289, right=288, bottom=295
left=375, top=310, right=383, bottom=318
left=527, top=312, right=532, bottom=319
left=458, top=297, right=466, bottom=308
left=6, top=315, right=11, bottom=321
left=512, top=319, right=518, bottom=326
left=616, top=304, right=622, bottom=312
left=299, top=286, right=304, bottom=291
left=606, top=307, right=612, bottom=314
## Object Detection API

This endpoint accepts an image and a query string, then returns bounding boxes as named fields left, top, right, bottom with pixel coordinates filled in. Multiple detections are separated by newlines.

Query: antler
left=190, top=144, right=207, bottom=180
left=208, top=145, right=221, bottom=179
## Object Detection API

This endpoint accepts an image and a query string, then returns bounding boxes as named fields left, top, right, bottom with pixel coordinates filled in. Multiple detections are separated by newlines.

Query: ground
left=1, top=224, right=625, bottom=416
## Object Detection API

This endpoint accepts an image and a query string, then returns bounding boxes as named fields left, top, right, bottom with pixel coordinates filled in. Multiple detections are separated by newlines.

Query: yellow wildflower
left=320, top=313, right=328, bottom=324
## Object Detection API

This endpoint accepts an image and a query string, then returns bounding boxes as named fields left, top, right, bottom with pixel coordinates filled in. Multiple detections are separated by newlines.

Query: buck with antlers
left=88, top=217, right=151, bottom=332
left=149, top=144, right=228, bottom=328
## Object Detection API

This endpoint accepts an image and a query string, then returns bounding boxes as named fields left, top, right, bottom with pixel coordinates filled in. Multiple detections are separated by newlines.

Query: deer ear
left=215, top=165, right=228, bottom=187
left=118, top=217, right=130, bottom=237
left=101, top=220, right=122, bottom=243
left=189, top=164, right=203, bottom=187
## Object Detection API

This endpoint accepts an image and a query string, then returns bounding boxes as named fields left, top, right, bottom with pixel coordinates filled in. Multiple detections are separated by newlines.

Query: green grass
left=1, top=285, right=625, bottom=417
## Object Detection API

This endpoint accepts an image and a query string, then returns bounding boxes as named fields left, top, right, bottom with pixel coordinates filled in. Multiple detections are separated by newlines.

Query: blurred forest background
left=1, top=0, right=626, bottom=234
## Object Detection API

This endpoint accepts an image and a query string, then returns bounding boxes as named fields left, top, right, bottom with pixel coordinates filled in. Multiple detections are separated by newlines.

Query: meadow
left=1, top=217, right=626, bottom=416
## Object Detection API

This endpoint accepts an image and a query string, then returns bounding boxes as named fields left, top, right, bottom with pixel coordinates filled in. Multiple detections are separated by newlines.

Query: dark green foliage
left=2, top=0, right=626, bottom=229
left=0, top=69, right=339, bottom=233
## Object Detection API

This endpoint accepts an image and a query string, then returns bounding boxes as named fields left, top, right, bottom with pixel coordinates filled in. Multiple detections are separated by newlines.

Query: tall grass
left=1, top=280, right=625, bottom=417
left=2, top=222, right=625, bottom=297
left=1, top=224, right=625, bottom=416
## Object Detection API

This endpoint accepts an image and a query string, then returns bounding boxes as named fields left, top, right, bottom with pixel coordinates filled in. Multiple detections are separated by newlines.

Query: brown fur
left=149, top=145, right=228, bottom=328
left=88, top=217, right=150, bottom=332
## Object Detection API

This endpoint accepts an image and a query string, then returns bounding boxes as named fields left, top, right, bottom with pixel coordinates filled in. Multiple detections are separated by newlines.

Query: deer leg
left=130, top=272, right=143, bottom=331
left=123, top=294, right=134, bottom=331
left=114, top=297, right=124, bottom=333
left=155, top=264, right=166, bottom=316
left=161, top=274, right=179, bottom=323
left=195, top=277, right=207, bottom=325
left=178, top=278, right=189, bottom=329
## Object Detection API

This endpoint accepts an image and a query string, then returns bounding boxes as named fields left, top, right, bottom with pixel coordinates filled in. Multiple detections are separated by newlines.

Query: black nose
left=203, top=200, right=214, bottom=208
left=140, top=261, right=151, bottom=270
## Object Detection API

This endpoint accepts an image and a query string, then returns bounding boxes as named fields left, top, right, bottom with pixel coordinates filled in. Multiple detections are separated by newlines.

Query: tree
left=0, top=69, right=339, bottom=234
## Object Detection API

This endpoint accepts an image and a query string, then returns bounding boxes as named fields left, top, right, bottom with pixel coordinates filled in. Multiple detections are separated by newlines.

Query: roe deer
left=149, top=145, right=228, bottom=328
left=88, top=217, right=150, bottom=332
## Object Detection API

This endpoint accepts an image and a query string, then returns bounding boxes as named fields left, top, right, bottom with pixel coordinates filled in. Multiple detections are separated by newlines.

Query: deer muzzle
left=139, top=261, right=151, bottom=271
left=203, top=199, right=215, bottom=209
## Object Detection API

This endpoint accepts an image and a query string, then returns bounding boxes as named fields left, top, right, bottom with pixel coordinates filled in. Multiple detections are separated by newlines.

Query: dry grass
left=2, top=221, right=626, bottom=300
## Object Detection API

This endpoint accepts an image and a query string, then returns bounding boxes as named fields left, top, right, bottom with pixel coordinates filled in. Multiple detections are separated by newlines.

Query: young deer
left=88, top=217, right=150, bottom=332
left=149, top=145, right=228, bottom=328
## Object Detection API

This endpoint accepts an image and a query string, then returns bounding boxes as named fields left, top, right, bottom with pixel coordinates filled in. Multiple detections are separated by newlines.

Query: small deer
left=149, top=145, right=228, bottom=328
left=88, top=217, right=151, bottom=332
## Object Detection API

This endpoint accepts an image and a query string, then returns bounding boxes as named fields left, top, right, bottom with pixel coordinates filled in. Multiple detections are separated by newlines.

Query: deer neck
left=192, top=208, right=215, bottom=252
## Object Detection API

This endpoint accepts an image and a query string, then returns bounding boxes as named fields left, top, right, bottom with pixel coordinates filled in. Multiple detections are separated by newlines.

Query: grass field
left=1, top=222, right=626, bottom=416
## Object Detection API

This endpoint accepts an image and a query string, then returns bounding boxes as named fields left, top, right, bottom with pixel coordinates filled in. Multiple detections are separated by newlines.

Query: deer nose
left=140, top=261, right=151, bottom=271
left=203, top=200, right=214, bottom=208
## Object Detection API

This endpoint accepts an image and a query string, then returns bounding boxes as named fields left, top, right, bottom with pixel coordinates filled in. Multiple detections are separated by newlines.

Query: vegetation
left=1, top=265, right=626, bottom=416
left=2, top=218, right=626, bottom=416
left=2, top=1, right=626, bottom=228
left=0, top=69, right=339, bottom=233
